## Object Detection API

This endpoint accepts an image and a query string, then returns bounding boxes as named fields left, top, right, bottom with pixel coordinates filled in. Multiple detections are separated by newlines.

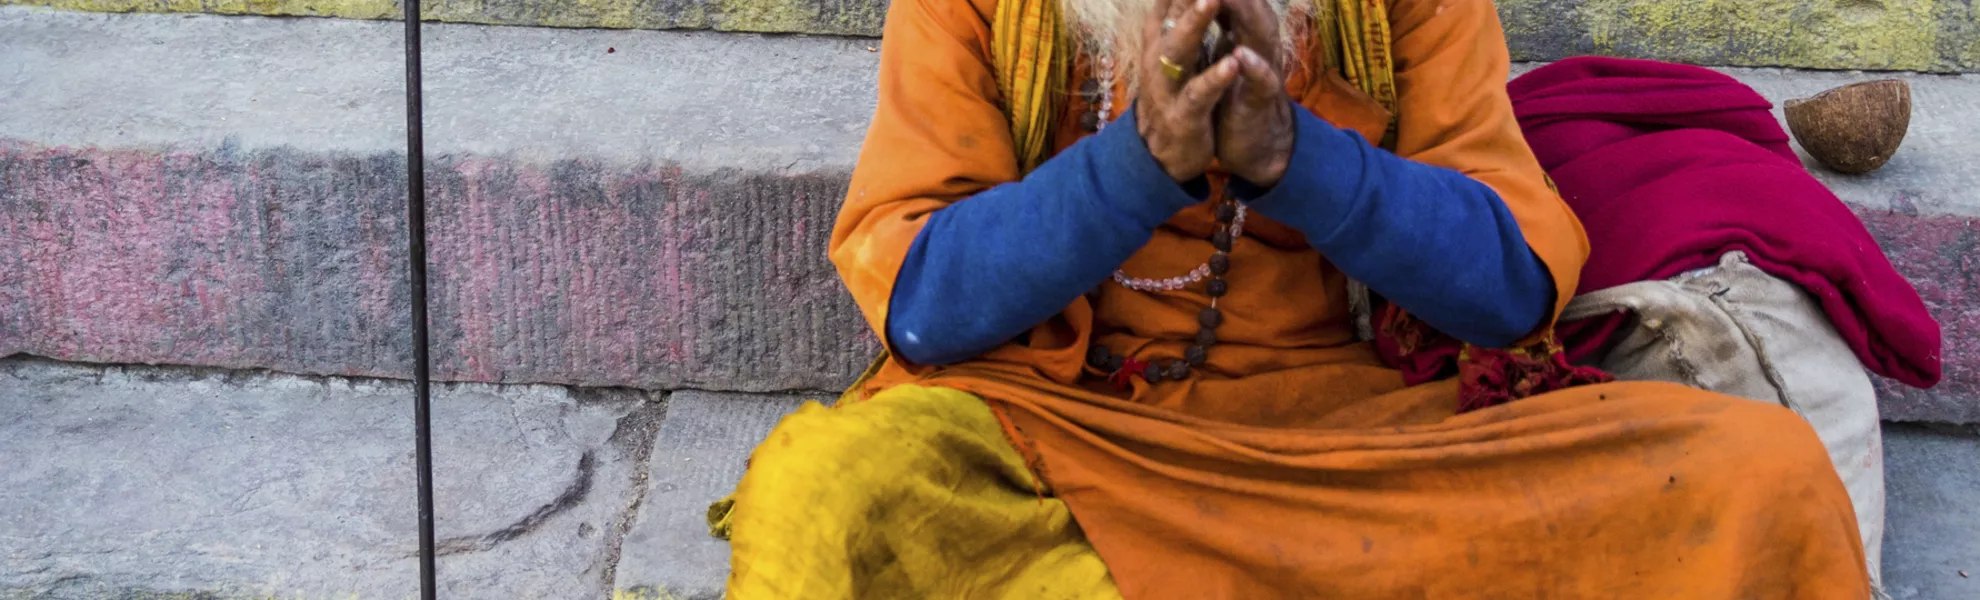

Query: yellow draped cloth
left=709, top=385, right=1120, bottom=598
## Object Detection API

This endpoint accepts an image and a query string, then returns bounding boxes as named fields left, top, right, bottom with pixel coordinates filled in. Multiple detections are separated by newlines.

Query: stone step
left=1, top=357, right=1975, bottom=599
left=0, top=357, right=664, bottom=598
left=3, top=0, right=1977, bottom=72
left=2, top=7, right=1976, bottom=422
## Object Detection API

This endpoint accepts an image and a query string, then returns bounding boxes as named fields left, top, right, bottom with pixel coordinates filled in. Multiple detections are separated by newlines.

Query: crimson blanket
left=1511, top=57, right=1940, bottom=388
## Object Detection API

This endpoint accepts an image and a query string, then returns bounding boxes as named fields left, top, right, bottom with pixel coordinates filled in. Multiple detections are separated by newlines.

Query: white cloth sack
left=1563, top=251, right=1887, bottom=588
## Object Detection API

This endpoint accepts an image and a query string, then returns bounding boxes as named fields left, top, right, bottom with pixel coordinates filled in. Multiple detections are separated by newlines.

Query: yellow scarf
left=992, top=0, right=1071, bottom=174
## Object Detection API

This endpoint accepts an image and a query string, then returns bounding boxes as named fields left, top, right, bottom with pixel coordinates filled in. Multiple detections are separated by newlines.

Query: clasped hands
left=1134, top=0, right=1294, bottom=187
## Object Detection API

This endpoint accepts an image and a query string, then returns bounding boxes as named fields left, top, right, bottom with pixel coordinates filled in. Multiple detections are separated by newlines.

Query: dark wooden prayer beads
left=1089, top=197, right=1240, bottom=384
left=1210, top=231, right=1233, bottom=252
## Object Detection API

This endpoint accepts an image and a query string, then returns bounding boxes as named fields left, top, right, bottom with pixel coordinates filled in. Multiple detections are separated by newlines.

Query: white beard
left=1060, top=0, right=1313, bottom=87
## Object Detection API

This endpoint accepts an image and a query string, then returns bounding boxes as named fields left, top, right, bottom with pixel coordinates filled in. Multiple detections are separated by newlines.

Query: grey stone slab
left=0, top=0, right=893, bottom=37
left=1, top=360, right=1975, bottom=596
left=1881, top=423, right=1980, bottom=599
left=10, top=0, right=1980, bottom=72
left=0, top=6, right=880, bottom=172
left=613, top=390, right=815, bottom=599
left=1496, top=0, right=1980, bottom=72
left=17, top=6, right=1972, bottom=186
left=0, top=357, right=658, bottom=599
left=1716, top=69, right=1980, bottom=220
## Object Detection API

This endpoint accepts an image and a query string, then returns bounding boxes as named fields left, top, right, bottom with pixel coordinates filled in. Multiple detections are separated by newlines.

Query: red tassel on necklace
left=1108, top=356, right=1150, bottom=389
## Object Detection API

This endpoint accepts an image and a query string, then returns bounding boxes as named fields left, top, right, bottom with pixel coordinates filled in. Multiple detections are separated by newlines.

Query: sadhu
left=705, top=0, right=1898, bottom=596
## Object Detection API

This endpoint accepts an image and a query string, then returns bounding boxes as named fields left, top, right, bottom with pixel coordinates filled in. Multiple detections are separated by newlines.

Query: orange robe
left=819, top=0, right=1871, bottom=595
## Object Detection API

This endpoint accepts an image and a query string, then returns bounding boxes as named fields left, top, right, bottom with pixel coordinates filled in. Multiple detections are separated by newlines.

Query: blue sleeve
left=1238, top=103, right=1554, bottom=348
left=886, top=108, right=1207, bottom=366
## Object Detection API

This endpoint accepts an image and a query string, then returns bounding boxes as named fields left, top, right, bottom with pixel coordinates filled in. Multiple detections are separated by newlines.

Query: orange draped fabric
left=821, top=0, right=1870, bottom=595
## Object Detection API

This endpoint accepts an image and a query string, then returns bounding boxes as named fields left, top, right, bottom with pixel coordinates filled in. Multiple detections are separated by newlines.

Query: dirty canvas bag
left=1562, top=251, right=1886, bottom=589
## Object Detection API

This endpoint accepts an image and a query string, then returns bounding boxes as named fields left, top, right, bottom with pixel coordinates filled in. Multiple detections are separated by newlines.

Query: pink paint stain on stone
left=413, top=157, right=739, bottom=386
left=0, top=141, right=957, bottom=392
left=4, top=146, right=270, bottom=368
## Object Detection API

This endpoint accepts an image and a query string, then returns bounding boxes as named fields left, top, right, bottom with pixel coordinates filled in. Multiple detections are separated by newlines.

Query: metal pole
left=401, top=0, right=439, bottom=596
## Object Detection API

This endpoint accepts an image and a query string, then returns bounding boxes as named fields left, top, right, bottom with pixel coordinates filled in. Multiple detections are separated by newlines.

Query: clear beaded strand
left=1110, top=203, right=1246, bottom=292
left=1094, top=52, right=1115, bottom=132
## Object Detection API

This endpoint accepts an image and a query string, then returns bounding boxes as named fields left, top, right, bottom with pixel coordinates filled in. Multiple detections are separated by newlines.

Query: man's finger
left=1233, top=46, right=1282, bottom=101
left=1175, top=55, right=1242, bottom=115
left=1220, top=0, right=1281, bottom=70
left=1147, top=0, right=1221, bottom=90
left=1147, top=0, right=1176, bottom=35
left=1141, top=0, right=1177, bottom=76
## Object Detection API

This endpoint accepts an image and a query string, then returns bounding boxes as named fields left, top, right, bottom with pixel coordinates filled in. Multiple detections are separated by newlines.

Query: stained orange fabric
left=825, top=0, right=1870, bottom=595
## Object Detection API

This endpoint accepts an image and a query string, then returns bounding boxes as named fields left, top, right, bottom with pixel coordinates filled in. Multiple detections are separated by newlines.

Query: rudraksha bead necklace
left=1087, top=196, right=1242, bottom=385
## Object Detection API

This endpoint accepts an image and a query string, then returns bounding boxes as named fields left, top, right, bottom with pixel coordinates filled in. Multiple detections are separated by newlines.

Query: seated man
left=710, top=0, right=1872, bottom=596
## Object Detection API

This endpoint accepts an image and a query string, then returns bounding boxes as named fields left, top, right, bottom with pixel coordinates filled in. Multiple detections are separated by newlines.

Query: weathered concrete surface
left=2, top=9, right=1976, bottom=419
left=1499, top=0, right=1980, bottom=72
left=1881, top=422, right=1980, bottom=599
left=7, top=0, right=1980, bottom=72
left=612, top=391, right=812, bottom=599
left=0, top=358, right=1974, bottom=596
left=0, top=0, right=890, bottom=37
left=0, top=7, right=875, bottom=170
left=0, top=356, right=662, bottom=598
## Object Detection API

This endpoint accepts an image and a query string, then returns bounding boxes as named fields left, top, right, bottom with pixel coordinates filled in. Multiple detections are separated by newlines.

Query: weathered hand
left=1212, top=0, right=1293, bottom=187
left=1136, top=0, right=1245, bottom=182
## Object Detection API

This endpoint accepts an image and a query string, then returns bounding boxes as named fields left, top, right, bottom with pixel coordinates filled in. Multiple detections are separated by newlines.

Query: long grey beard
left=1061, top=0, right=1312, bottom=88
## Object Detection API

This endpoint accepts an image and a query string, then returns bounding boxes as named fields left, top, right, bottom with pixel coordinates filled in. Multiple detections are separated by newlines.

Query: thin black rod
left=402, top=0, right=438, bottom=597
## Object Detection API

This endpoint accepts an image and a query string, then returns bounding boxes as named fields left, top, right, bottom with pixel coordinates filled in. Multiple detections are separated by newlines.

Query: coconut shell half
left=1783, top=79, right=1911, bottom=175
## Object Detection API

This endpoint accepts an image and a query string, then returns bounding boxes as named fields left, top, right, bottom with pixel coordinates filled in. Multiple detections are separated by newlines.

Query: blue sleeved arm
left=889, top=102, right=1553, bottom=365
left=1239, top=103, right=1554, bottom=348
left=886, top=108, right=1207, bottom=366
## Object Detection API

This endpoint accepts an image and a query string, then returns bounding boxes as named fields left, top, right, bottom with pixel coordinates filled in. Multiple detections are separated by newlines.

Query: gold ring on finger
left=1159, top=55, right=1187, bottom=81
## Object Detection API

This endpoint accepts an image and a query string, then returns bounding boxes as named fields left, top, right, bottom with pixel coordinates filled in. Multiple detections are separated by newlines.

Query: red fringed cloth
left=1373, top=302, right=1613, bottom=414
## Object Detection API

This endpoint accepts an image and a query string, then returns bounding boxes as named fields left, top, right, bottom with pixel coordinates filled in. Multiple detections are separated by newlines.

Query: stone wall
left=2, top=7, right=1976, bottom=421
